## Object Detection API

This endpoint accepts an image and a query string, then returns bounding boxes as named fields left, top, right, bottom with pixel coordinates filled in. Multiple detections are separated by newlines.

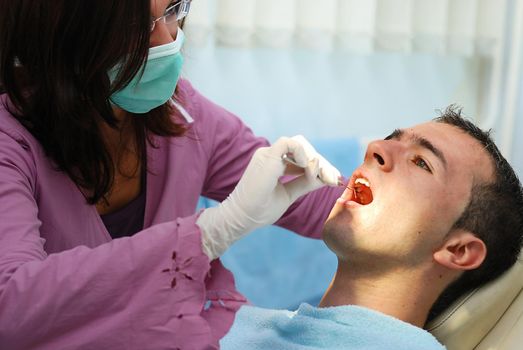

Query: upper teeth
left=355, top=178, right=370, bottom=187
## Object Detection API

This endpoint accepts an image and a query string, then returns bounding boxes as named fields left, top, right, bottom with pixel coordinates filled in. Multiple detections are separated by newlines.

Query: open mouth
left=350, top=177, right=373, bottom=205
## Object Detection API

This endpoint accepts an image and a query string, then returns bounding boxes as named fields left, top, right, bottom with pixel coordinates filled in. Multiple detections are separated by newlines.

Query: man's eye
left=413, top=156, right=432, bottom=173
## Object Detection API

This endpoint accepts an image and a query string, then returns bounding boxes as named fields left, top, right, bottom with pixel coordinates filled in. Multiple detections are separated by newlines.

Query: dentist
left=0, top=1, right=343, bottom=349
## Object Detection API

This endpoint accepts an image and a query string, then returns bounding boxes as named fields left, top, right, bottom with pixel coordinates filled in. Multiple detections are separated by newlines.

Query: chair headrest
left=427, top=254, right=523, bottom=350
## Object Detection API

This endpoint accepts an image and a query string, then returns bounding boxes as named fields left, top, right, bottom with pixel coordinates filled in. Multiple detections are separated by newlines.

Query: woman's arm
left=183, top=80, right=343, bottom=240
left=0, top=131, right=212, bottom=350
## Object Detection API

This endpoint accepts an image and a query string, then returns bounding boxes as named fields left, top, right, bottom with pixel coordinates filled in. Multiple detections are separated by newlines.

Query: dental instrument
left=282, top=153, right=346, bottom=187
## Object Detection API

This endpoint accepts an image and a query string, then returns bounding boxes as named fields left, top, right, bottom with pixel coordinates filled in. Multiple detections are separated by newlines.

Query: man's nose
left=364, top=140, right=394, bottom=172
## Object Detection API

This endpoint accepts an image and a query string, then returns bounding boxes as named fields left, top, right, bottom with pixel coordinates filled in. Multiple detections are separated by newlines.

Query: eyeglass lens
left=151, top=1, right=191, bottom=32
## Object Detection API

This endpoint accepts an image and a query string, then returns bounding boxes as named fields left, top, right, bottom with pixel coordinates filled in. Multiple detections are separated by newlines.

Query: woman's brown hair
left=0, top=0, right=186, bottom=204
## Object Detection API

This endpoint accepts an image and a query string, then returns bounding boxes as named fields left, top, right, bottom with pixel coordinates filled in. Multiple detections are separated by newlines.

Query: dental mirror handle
left=282, top=153, right=345, bottom=187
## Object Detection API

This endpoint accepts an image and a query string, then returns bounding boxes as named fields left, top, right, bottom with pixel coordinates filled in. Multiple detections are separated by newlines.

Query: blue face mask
left=109, top=29, right=185, bottom=114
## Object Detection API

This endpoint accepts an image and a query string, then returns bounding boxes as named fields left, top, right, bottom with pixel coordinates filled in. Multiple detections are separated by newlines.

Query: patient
left=220, top=107, right=523, bottom=350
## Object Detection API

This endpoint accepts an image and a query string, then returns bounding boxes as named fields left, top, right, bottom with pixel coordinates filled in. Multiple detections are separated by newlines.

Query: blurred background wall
left=186, top=0, right=523, bottom=309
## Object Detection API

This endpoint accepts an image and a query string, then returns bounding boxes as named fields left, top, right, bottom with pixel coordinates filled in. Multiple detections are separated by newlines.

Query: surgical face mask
left=109, top=29, right=185, bottom=114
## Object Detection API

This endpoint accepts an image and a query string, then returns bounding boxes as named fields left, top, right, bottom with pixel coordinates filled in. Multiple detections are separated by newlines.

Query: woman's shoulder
left=175, top=79, right=253, bottom=138
left=0, top=95, right=42, bottom=190
left=0, top=94, right=38, bottom=152
left=176, top=79, right=197, bottom=101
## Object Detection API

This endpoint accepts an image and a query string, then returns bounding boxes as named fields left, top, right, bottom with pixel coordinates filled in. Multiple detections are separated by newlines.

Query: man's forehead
left=405, top=122, right=470, bottom=147
left=387, top=122, right=462, bottom=153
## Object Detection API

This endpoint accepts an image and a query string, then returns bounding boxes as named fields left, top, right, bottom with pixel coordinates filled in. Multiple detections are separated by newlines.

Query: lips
left=341, top=170, right=374, bottom=206
left=352, top=177, right=373, bottom=205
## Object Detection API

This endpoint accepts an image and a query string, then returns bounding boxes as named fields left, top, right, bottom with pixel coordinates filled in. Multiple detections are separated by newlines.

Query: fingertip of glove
left=319, top=167, right=342, bottom=187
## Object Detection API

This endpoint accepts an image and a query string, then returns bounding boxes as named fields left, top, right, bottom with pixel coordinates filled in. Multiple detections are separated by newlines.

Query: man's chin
left=322, top=214, right=356, bottom=259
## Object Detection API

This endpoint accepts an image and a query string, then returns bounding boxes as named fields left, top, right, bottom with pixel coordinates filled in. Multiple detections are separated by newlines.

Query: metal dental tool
left=281, top=153, right=346, bottom=187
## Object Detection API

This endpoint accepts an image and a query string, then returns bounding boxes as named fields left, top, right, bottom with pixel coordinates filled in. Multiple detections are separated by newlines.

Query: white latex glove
left=197, top=135, right=342, bottom=260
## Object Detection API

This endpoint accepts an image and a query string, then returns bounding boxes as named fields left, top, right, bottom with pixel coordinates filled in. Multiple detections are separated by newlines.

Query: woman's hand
left=197, top=135, right=341, bottom=260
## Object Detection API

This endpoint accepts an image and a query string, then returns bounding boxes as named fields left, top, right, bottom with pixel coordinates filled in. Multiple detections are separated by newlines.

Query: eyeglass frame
left=150, top=0, right=192, bottom=32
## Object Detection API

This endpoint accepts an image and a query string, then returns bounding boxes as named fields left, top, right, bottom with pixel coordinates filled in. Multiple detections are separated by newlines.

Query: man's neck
left=318, top=261, right=444, bottom=328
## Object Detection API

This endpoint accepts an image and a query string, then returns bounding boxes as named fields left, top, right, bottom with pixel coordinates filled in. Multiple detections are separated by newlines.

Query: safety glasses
left=151, top=0, right=192, bottom=32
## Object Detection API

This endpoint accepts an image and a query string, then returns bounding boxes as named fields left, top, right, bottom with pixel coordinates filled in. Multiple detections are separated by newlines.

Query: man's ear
left=433, top=230, right=487, bottom=271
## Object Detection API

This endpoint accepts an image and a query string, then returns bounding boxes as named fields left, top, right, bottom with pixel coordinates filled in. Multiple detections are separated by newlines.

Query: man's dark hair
left=427, top=105, right=523, bottom=322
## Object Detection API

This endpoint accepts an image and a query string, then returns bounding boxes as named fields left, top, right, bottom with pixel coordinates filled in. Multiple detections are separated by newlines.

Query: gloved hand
left=197, top=135, right=341, bottom=260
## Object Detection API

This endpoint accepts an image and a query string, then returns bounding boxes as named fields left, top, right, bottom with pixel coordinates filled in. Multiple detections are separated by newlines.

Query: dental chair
left=427, top=252, right=523, bottom=349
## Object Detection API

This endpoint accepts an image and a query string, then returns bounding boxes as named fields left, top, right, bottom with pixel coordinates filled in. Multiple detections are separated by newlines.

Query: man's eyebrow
left=411, top=134, right=447, bottom=169
left=384, top=128, right=448, bottom=169
left=384, top=129, right=403, bottom=140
